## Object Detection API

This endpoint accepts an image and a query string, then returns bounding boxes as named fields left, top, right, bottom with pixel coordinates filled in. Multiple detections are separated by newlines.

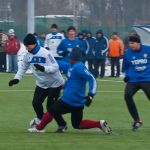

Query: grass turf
left=0, top=73, right=150, bottom=150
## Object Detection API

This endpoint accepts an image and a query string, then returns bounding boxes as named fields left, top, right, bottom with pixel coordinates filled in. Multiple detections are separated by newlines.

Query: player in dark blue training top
left=122, top=34, right=150, bottom=130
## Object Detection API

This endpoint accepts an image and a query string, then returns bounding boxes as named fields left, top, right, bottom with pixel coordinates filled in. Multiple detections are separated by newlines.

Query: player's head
left=128, top=35, right=141, bottom=51
left=23, top=33, right=37, bottom=52
left=111, top=32, right=118, bottom=39
left=70, top=47, right=83, bottom=64
left=67, top=26, right=77, bottom=39
left=51, top=24, right=58, bottom=33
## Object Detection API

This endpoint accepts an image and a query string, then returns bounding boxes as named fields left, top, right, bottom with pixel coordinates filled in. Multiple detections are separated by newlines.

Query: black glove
left=9, top=79, right=19, bottom=86
left=45, top=47, right=50, bottom=50
left=124, top=77, right=129, bottom=83
left=34, top=64, right=45, bottom=72
left=85, top=93, right=94, bottom=107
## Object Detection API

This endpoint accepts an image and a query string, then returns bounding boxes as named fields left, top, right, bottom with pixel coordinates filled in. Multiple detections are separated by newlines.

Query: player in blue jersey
left=57, top=26, right=83, bottom=62
left=28, top=47, right=112, bottom=134
left=122, top=35, right=150, bottom=130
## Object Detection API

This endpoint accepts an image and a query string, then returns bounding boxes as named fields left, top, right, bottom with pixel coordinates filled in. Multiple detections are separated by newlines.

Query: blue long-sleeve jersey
left=122, top=45, right=150, bottom=82
left=60, top=61, right=97, bottom=106
left=57, top=38, right=83, bottom=62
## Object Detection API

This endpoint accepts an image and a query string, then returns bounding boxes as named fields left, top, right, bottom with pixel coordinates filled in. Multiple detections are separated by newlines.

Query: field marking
left=0, top=89, right=143, bottom=93
left=97, top=79, right=123, bottom=83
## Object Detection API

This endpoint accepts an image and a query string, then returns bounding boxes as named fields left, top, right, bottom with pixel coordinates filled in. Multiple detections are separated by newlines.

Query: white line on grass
left=0, top=89, right=122, bottom=93
left=97, top=79, right=123, bottom=83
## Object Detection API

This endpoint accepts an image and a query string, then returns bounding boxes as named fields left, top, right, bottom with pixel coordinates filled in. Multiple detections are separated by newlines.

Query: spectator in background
left=60, top=30, right=67, bottom=38
left=0, top=29, right=8, bottom=72
left=44, top=24, right=65, bottom=59
left=81, top=29, right=88, bottom=39
left=4, top=29, right=20, bottom=72
left=57, top=26, right=83, bottom=62
left=33, top=33, right=44, bottom=47
left=0, top=29, right=8, bottom=51
left=94, top=30, right=109, bottom=78
left=77, top=32, right=88, bottom=63
left=108, top=32, right=124, bottom=77
left=85, top=31, right=96, bottom=75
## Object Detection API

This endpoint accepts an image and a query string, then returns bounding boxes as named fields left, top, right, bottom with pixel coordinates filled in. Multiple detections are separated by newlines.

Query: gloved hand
left=34, top=64, right=45, bottom=72
left=124, top=77, right=129, bottom=83
left=85, top=93, right=94, bottom=107
left=9, top=79, right=19, bottom=86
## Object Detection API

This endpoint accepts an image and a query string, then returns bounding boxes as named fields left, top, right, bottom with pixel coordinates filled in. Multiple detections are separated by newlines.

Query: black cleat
left=56, top=125, right=68, bottom=133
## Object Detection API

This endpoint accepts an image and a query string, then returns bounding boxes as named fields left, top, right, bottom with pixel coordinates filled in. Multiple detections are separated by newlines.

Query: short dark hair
left=67, top=26, right=77, bottom=32
left=128, top=35, right=141, bottom=43
left=112, top=32, right=118, bottom=35
left=23, top=33, right=37, bottom=46
left=51, top=24, right=58, bottom=29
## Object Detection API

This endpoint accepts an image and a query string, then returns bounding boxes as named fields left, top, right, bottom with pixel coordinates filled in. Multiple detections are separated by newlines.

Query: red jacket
left=4, top=37, right=20, bottom=55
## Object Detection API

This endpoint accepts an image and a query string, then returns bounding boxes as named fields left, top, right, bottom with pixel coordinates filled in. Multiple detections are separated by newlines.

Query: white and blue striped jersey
left=14, top=45, right=64, bottom=89
left=44, top=33, right=65, bottom=57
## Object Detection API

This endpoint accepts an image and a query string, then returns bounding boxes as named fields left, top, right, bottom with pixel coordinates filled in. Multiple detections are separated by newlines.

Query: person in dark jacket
left=77, top=32, right=88, bottom=63
left=94, top=30, right=109, bottom=78
left=85, top=31, right=96, bottom=74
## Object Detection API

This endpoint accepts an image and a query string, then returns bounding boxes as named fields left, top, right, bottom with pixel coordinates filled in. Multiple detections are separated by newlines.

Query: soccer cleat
left=132, top=121, right=143, bottom=131
left=100, top=120, right=112, bottom=134
left=29, top=118, right=41, bottom=128
left=28, top=127, right=45, bottom=133
left=56, top=125, right=68, bottom=133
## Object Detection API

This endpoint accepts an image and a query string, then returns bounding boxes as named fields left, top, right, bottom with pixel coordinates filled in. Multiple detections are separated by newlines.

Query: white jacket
left=14, top=46, right=64, bottom=89
left=44, top=33, right=64, bottom=57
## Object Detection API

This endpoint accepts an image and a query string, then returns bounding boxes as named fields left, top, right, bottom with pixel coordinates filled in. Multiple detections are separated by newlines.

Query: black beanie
left=70, top=47, right=83, bottom=60
left=23, top=33, right=37, bottom=46
left=128, top=36, right=141, bottom=43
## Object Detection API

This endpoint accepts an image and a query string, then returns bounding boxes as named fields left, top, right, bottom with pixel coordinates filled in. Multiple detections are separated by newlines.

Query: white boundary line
left=0, top=90, right=124, bottom=93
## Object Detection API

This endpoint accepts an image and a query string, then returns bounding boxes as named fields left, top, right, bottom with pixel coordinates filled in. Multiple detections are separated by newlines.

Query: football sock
left=79, top=120, right=100, bottom=129
left=36, top=112, right=53, bottom=130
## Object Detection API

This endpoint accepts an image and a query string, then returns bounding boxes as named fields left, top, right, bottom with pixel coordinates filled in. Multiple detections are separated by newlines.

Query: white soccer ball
left=29, top=118, right=41, bottom=128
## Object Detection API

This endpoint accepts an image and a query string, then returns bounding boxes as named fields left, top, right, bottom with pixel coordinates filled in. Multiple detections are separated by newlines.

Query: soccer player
left=122, top=35, right=150, bottom=130
left=44, top=24, right=65, bottom=58
left=8, top=33, right=64, bottom=125
left=57, top=26, right=83, bottom=62
left=28, top=47, right=112, bottom=134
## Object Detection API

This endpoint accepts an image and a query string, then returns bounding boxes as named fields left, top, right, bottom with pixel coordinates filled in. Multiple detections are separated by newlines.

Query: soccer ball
left=29, top=118, right=41, bottom=128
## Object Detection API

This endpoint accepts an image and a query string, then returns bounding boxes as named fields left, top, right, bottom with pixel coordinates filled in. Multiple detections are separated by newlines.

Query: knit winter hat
left=70, top=47, right=83, bottom=60
left=128, top=36, right=141, bottom=43
left=23, top=33, right=37, bottom=46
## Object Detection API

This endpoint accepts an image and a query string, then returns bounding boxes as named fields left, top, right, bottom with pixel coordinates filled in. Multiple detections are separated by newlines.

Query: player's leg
left=46, top=86, right=62, bottom=111
left=116, top=57, right=120, bottom=77
left=140, top=82, right=150, bottom=100
left=32, top=86, right=47, bottom=119
left=28, top=100, right=70, bottom=132
left=100, top=59, right=105, bottom=78
left=110, top=57, right=115, bottom=77
left=71, top=107, right=111, bottom=134
left=50, top=100, right=71, bottom=132
left=124, top=82, right=142, bottom=129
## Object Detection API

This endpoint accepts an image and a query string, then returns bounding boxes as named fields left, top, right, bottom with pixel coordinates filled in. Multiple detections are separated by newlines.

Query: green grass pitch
left=0, top=73, right=150, bottom=150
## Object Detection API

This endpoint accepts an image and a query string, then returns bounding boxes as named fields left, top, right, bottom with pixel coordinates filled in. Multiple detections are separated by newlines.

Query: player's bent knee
left=72, top=123, right=80, bottom=129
